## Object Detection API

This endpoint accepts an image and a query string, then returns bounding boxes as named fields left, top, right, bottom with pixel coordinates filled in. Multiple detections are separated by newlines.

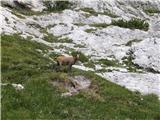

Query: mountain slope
left=1, top=0, right=160, bottom=119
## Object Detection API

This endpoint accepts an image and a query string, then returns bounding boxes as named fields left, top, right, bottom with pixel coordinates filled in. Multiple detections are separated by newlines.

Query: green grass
left=43, top=1, right=72, bottom=12
left=80, top=7, right=98, bottom=16
left=112, top=18, right=149, bottom=31
left=1, top=34, right=160, bottom=119
left=74, top=44, right=86, bottom=48
left=90, top=23, right=110, bottom=28
left=2, top=1, right=72, bottom=16
left=74, top=23, right=86, bottom=26
left=80, top=7, right=118, bottom=18
left=97, top=58, right=121, bottom=67
left=59, top=37, right=73, bottom=43
left=99, top=11, right=118, bottom=18
left=144, top=8, right=160, bottom=15
left=85, top=28, right=97, bottom=33
left=83, top=60, right=95, bottom=69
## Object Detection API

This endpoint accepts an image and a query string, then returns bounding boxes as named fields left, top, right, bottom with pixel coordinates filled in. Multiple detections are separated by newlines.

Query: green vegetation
left=73, top=23, right=86, bottom=26
left=43, top=1, right=72, bottom=12
left=2, top=1, right=73, bottom=16
left=2, top=34, right=160, bottom=119
left=125, top=39, right=142, bottom=46
left=59, top=37, right=73, bottom=43
left=90, top=23, right=110, bottom=28
left=112, top=18, right=149, bottom=31
left=80, top=7, right=118, bottom=18
left=85, top=28, right=97, bottom=33
left=97, top=58, right=120, bottom=67
left=96, top=69, right=113, bottom=73
left=80, top=7, right=98, bottom=16
left=83, top=60, right=95, bottom=69
left=71, top=51, right=89, bottom=63
left=13, top=8, right=41, bottom=16
left=43, top=33, right=59, bottom=43
left=43, top=32, right=72, bottom=43
left=74, top=44, right=86, bottom=48
left=1, top=2, right=41, bottom=16
left=122, top=51, right=142, bottom=72
left=11, top=11, right=26, bottom=19
left=144, top=8, right=160, bottom=15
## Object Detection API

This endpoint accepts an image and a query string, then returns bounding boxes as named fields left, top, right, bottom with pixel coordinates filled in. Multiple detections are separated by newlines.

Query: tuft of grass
left=74, top=23, right=86, bottom=26
left=43, top=33, right=59, bottom=43
left=59, top=37, right=73, bottom=43
left=96, top=69, right=113, bottom=73
left=4, top=4, right=42, bottom=16
left=83, top=60, right=95, bottom=69
left=122, top=51, right=143, bottom=72
left=74, top=44, right=85, bottom=48
left=89, top=23, right=110, bottom=28
left=80, top=7, right=98, bottom=16
left=81, top=7, right=118, bottom=18
left=11, top=11, right=26, bottom=19
left=144, top=8, right=160, bottom=15
left=125, top=39, right=142, bottom=46
left=112, top=18, right=149, bottom=31
left=85, top=28, right=97, bottom=33
left=43, top=1, right=72, bottom=12
left=97, top=59, right=120, bottom=67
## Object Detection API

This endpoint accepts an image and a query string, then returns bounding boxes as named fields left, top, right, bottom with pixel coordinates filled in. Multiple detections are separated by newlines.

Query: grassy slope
left=1, top=35, right=160, bottom=120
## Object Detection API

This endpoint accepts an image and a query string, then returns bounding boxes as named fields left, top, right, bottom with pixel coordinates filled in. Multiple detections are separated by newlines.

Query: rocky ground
left=1, top=0, right=160, bottom=97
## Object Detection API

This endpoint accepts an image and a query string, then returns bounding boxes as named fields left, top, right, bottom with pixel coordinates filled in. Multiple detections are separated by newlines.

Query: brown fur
left=56, top=55, right=79, bottom=72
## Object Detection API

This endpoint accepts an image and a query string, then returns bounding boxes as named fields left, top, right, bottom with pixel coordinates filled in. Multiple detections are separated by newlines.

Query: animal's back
left=57, top=55, right=74, bottom=64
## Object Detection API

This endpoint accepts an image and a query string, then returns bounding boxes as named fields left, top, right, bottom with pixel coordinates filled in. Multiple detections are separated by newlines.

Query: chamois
left=56, top=54, right=79, bottom=72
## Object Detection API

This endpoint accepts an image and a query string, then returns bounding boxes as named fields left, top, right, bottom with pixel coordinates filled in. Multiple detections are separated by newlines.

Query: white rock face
left=1, top=0, right=45, bottom=12
left=132, top=38, right=160, bottom=72
left=98, top=71, right=160, bottom=97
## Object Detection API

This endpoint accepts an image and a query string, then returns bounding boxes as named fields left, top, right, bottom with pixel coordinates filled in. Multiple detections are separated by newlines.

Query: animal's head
left=76, top=54, right=80, bottom=60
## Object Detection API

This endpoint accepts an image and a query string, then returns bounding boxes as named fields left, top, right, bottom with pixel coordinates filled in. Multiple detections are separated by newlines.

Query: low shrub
left=112, top=18, right=149, bottom=31
left=90, top=23, right=110, bottom=28
left=44, top=1, right=72, bottom=12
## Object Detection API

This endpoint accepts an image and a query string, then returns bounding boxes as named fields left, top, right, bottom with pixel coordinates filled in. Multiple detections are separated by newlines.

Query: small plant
left=74, top=44, right=85, bottom=48
left=81, top=7, right=118, bottom=18
left=85, top=28, right=97, bottom=33
left=59, top=37, right=73, bottom=43
left=125, top=39, right=142, bottom=46
left=74, top=23, right=86, bottom=26
left=90, top=23, right=110, bottom=28
left=96, top=69, right=112, bottom=73
left=43, top=33, right=59, bottom=43
left=144, top=8, right=160, bottom=15
left=83, top=60, right=95, bottom=69
left=122, top=50, right=142, bottom=72
left=112, top=18, right=149, bottom=31
left=80, top=7, right=98, bottom=16
left=43, top=1, right=72, bottom=12
left=97, top=59, right=120, bottom=67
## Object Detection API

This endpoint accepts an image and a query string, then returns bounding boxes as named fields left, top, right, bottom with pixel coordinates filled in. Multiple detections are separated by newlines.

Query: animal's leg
left=68, top=65, right=72, bottom=73
left=56, top=61, right=61, bottom=72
